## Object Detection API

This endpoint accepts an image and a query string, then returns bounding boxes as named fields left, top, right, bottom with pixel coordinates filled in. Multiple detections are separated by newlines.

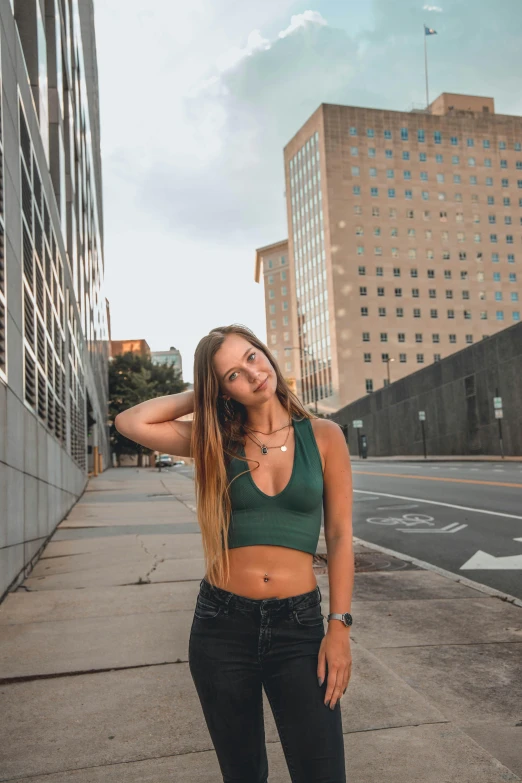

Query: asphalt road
left=167, top=460, right=522, bottom=601
left=351, top=461, right=522, bottom=601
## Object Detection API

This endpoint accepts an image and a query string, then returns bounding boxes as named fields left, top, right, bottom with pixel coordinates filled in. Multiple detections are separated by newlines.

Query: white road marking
left=400, top=522, right=468, bottom=534
left=354, top=489, right=522, bottom=521
left=460, top=538, right=522, bottom=570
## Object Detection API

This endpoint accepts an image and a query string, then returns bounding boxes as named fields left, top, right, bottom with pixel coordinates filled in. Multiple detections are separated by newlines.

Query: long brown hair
left=191, top=324, right=314, bottom=587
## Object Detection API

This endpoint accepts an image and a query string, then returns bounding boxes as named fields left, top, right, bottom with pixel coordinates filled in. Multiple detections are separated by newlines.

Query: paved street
left=350, top=460, right=522, bottom=600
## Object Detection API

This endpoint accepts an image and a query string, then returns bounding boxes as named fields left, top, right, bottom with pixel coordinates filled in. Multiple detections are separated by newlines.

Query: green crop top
left=224, top=416, right=324, bottom=555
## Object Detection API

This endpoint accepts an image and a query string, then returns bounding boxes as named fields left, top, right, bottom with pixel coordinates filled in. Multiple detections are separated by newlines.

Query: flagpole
left=424, top=23, right=430, bottom=112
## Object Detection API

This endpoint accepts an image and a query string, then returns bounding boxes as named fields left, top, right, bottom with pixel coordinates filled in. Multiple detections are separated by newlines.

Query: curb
left=351, top=535, right=522, bottom=609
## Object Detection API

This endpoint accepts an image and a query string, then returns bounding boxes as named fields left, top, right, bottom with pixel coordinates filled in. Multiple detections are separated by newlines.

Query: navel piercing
left=264, top=572, right=269, bottom=582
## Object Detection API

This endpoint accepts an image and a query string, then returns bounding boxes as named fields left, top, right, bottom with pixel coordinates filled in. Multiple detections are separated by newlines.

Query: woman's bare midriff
left=210, top=545, right=318, bottom=599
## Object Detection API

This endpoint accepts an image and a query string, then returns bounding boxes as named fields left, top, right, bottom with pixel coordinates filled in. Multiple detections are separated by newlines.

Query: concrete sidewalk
left=1, top=467, right=521, bottom=782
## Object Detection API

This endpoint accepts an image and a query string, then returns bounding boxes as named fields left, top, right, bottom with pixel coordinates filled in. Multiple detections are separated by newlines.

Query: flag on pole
left=424, top=25, right=437, bottom=35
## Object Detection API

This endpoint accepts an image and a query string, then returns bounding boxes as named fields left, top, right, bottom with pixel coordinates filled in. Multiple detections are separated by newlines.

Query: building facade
left=0, top=1, right=110, bottom=599
left=151, top=346, right=183, bottom=378
left=110, top=339, right=150, bottom=359
left=255, top=240, right=299, bottom=397
left=284, top=93, right=522, bottom=412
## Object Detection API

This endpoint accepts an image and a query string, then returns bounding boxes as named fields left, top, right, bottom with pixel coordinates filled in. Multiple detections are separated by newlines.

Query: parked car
left=172, top=460, right=185, bottom=466
left=155, top=454, right=173, bottom=468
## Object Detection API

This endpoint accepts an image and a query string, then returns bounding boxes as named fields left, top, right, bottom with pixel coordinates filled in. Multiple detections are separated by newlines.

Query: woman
left=115, top=324, right=354, bottom=783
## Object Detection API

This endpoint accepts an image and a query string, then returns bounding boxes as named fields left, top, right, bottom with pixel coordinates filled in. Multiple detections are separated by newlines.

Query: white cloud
left=278, top=10, right=328, bottom=39
left=215, top=29, right=271, bottom=73
left=423, top=4, right=443, bottom=10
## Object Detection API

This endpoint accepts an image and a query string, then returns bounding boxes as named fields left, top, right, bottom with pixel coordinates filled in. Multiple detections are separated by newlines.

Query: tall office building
left=255, top=240, right=299, bottom=396
left=0, top=1, right=110, bottom=598
left=284, top=93, right=522, bottom=412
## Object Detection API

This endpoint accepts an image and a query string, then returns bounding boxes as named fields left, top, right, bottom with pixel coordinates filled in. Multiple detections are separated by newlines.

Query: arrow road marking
left=399, top=522, right=468, bottom=534
left=460, top=538, right=522, bottom=570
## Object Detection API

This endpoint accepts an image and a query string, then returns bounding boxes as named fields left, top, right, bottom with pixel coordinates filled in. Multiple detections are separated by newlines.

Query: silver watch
left=327, top=612, right=353, bottom=627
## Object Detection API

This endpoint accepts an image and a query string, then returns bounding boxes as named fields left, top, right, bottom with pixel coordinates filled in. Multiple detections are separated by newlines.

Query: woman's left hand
left=317, top=625, right=352, bottom=709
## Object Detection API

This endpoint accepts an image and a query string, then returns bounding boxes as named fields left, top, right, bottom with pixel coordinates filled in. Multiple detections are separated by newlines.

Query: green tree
left=108, top=352, right=188, bottom=466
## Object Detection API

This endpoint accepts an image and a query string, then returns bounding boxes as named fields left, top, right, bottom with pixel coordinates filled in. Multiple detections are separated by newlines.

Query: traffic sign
left=493, top=397, right=502, bottom=409
left=495, top=409, right=503, bottom=419
left=418, top=411, right=426, bottom=421
left=353, top=420, right=363, bottom=428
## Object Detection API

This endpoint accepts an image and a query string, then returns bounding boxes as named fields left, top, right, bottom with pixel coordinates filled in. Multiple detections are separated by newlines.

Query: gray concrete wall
left=0, top=2, right=109, bottom=600
left=330, top=321, right=522, bottom=458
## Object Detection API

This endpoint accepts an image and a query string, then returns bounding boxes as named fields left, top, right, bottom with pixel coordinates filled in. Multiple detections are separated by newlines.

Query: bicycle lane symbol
left=365, top=513, right=467, bottom=534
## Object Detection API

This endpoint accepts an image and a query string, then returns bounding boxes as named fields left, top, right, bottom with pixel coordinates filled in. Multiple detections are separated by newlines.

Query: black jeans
left=188, top=578, right=346, bottom=783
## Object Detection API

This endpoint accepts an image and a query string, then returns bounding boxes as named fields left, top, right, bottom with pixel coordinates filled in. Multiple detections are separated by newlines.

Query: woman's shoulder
left=308, top=418, right=345, bottom=472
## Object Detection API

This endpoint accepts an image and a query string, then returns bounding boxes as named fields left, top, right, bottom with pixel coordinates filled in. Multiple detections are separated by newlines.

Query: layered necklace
left=243, top=418, right=292, bottom=455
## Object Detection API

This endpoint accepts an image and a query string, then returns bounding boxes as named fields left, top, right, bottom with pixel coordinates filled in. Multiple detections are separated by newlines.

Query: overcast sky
left=93, top=0, right=522, bottom=383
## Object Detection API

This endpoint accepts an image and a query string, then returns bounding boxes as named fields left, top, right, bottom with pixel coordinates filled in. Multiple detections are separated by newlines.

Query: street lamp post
left=290, top=345, right=318, bottom=413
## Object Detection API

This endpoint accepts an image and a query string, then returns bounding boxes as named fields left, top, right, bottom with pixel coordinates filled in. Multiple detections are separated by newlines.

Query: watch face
left=343, top=613, right=353, bottom=626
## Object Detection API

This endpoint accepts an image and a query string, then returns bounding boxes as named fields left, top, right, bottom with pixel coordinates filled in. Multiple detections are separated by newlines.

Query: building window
left=365, top=379, right=373, bottom=392
left=364, top=353, right=372, bottom=362
left=416, top=353, right=424, bottom=363
left=359, top=286, right=367, bottom=296
left=380, top=332, right=388, bottom=342
left=413, top=308, right=421, bottom=318
left=401, top=128, right=409, bottom=140
left=394, top=288, right=402, bottom=297
left=378, top=307, right=386, bottom=316
left=396, top=307, right=404, bottom=317
left=434, top=131, right=442, bottom=144
left=496, top=310, right=504, bottom=320
left=362, top=332, right=370, bottom=341
left=399, top=353, right=407, bottom=362
left=358, top=265, right=366, bottom=275
left=361, top=307, right=368, bottom=316
left=377, top=287, right=385, bottom=296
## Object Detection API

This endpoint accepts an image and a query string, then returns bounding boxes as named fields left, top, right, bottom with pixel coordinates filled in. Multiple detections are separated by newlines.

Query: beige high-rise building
left=284, top=93, right=522, bottom=413
left=255, top=240, right=300, bottom=397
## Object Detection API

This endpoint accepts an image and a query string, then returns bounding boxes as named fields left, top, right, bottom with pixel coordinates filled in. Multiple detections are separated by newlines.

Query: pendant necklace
left=245, top=424, right=291, bottom=455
